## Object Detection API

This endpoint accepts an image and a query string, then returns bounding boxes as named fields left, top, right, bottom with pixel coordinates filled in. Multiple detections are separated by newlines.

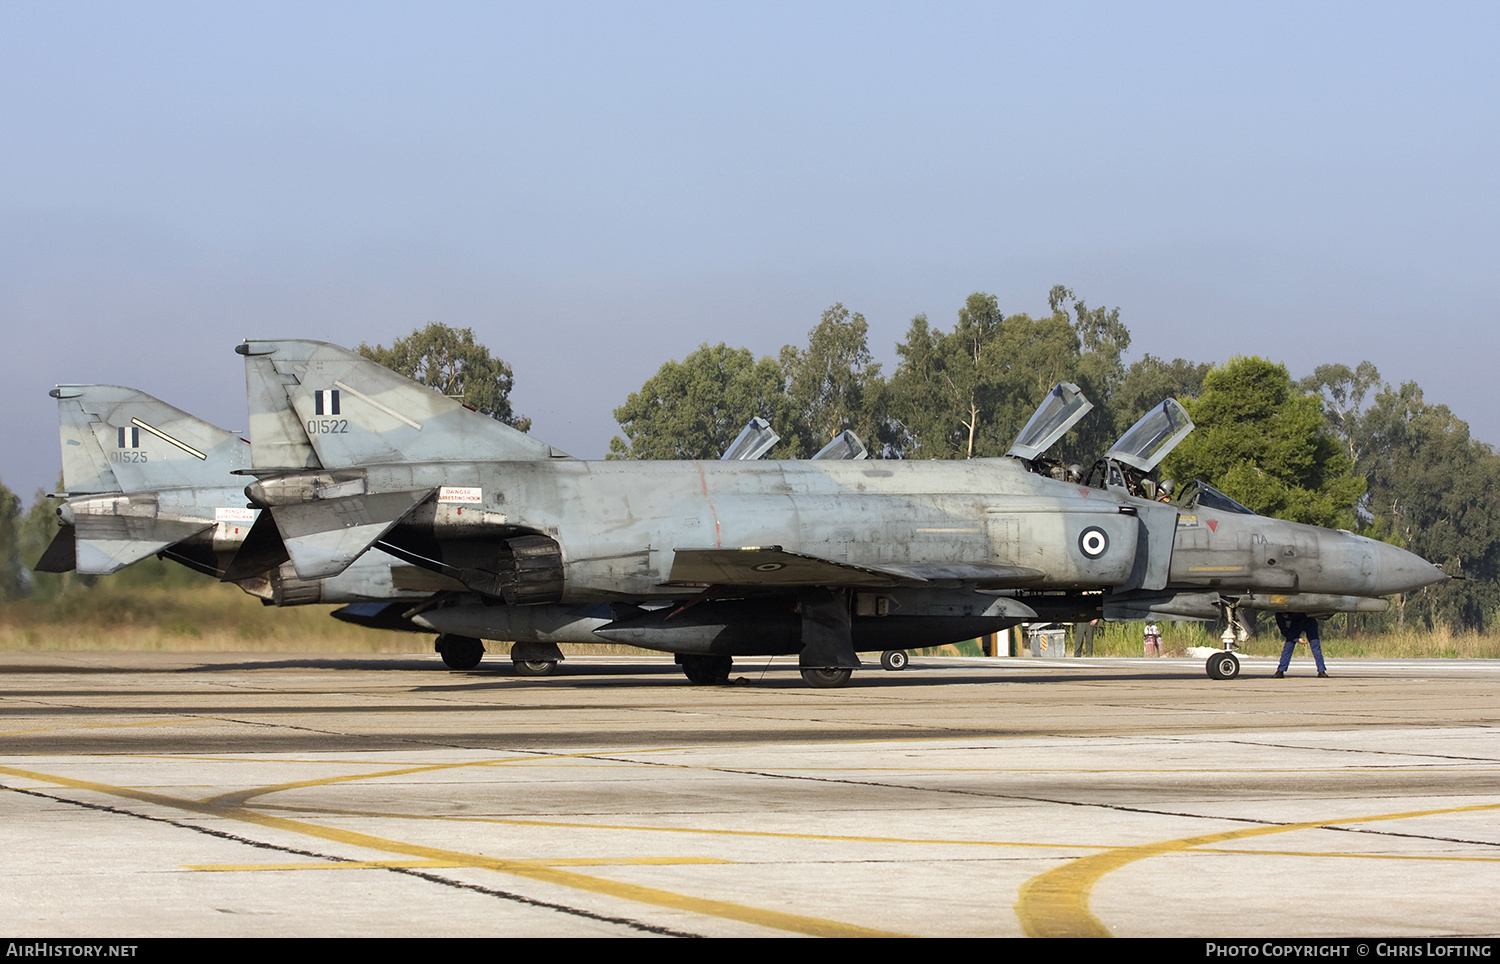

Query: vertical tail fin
left=51, top=384, right=248, bottom=494
left=49, top=385, right=246, bottom=575
left=238, top=339, right=568, bottom=470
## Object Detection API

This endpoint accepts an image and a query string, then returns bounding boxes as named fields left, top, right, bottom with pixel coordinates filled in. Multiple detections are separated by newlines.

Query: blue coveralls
left=1274, top=612, right=1326, bottom=674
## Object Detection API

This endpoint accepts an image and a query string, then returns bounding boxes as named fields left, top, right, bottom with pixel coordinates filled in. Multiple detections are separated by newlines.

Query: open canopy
left=1104, top=398, right=1194, bottom=472
left=1006, top=382, right=1094, bottom=461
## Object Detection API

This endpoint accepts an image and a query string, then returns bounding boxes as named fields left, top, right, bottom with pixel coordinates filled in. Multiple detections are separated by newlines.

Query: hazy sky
left=4, top=1, right=1497, bottom=502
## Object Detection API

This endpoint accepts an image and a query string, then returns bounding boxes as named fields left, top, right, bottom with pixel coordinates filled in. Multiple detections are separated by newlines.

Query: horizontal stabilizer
left=72, top=512, right=212, bottom=575
left=220, top=509, right=291, bottom=581
left=34, top=525, right=77, bottom=573
left=272, top=489, right=433, bottom=580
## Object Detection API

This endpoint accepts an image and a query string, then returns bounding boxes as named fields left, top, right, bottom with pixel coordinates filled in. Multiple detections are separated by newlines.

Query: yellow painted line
left=189, top=856, right=732, bottom=872
left=0, top=716, right=205, bottom=738
left=201, top=760, right=522, bottom=807
left=1015, top=801, right=1500, bottom=938
left=247, top=803, right=1115, bottom=850
left=200, top=749, right=651, bottom=806
left=1, top=764, right=902, bottom=938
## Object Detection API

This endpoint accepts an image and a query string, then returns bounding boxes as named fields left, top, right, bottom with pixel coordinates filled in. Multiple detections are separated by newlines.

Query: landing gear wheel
left=436, top=634, right=484, bottom=670
left=880, top=650, right=909, bottom=671
left=1206, top=651, right=1240, bottom=681
left=513, top=659, right=558, bottom=677
left=800, top=667, right=853, bottom=688
left=680, top=655, right=732, bottom=685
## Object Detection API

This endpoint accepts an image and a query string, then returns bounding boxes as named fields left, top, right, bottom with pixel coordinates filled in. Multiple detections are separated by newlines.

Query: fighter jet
left=225, top=340, right=1446, bottom=686
left=36, top=384, right=456, bottom=608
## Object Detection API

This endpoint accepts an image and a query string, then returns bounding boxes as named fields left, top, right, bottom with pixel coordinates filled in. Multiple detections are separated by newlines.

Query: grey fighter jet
left=37, top=384, right=455, bottom=607
left=226, top=340, right=1446, bottom=686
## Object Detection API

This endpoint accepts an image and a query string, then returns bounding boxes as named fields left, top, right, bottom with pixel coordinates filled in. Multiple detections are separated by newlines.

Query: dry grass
left=1085, top=619, right=1500, bottom=659
left=0, top=581, right=653, bottom=657
left=0, top=582, right=419, bottom=653
left=2, top=581, right=1496, bottom=659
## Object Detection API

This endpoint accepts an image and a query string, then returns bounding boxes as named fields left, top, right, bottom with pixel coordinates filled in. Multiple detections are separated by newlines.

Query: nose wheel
left=879, top=650, right=909, bottom=671
left=1206, top=651, right=1240, bottom=680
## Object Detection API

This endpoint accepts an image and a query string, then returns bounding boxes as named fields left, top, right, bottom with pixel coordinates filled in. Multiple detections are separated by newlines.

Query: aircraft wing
left=667, top=546, right=1044, bottom=589
left=270, top=489, right=436, bottom=580
left=71, top=509, right=214, bottom=575
left=223, top=488, right=436, bottom=581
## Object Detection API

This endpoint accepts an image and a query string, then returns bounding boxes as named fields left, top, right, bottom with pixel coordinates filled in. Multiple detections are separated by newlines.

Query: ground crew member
left=1273, top=612, right=1328, bottom=678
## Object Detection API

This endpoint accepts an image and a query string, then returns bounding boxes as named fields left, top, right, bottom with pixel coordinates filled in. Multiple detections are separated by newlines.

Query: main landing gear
left=800, top=667, right=853, bottom=688
left=678, top=654, right=733, bottom=685
left=508, top=641, right=564, bottom=677
left=435, top=634, right=484, bottom=670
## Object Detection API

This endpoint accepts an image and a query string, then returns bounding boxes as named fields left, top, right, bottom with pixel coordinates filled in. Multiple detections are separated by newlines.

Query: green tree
left=0, top=479, right=24, bottom=601
left=1108, top=354, right=1211, bottom=439
left=779, top=303, right=891, bottom=455
left=1162, top=356, right=1364, bottom=529
left=1358, top=382, right=1500, bottom=630
left=609, top=343, right=802, bottom=460
left=359, top=323, right=529, bottom=431
left=1049, top=285, right=1132, bottom=458
left=887, top=287, right=1129, bottom=461
left=1299, top=361, right=1384, bottom=467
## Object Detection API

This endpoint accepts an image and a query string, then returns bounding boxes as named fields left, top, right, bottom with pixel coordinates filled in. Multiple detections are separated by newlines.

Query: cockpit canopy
left=1006, top=382, right=1094, bottom=461
left=1176, top=479, right=1256, bottom=515
left=721, top=417, right=780, bottom=461
left=1105, top=398, right=1194, bottom=473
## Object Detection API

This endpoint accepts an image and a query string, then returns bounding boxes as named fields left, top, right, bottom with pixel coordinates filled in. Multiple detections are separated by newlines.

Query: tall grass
left=1077, top=619, right=1500, bottom=659
left=0, top=580, right=418, bottom=652
left=2, top=580, right=1496, bottom=658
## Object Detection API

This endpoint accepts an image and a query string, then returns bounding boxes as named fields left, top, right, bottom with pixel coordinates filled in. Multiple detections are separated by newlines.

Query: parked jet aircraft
left=35, top=387, right=855, bottom=676
left=37, top=384, right=453, bottom=605
left=223, top=340, right=1446, bottom=686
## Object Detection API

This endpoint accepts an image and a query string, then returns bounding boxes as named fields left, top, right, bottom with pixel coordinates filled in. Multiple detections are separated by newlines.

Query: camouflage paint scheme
left=223, top=340, right=1446, bottom=687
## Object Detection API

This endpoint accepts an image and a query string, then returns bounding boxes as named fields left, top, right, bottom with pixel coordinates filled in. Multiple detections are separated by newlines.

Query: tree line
left=3, top=293, right=1495, bottom=632
left=606, top=285, right=1498, bottom=632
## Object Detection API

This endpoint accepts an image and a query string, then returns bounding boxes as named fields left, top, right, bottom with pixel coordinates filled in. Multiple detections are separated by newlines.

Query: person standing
left=1143, top=621, right=1162, bottom=657
left=1076, top=618, right=1098, bottom=657
left=1273, top=612, right=1328, bottom=678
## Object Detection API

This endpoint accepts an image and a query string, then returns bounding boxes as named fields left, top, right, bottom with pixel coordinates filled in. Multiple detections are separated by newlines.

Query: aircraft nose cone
left=1372, top=540, right=1448, bottom=595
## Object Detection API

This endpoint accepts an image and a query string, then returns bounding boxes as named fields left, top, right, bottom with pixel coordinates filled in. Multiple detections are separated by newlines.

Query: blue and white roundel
left=1078, top=526, right=1110, bottom=559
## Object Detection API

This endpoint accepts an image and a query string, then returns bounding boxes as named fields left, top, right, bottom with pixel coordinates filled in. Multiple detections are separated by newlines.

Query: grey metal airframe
left=221, top=340, right=1446, bottom=686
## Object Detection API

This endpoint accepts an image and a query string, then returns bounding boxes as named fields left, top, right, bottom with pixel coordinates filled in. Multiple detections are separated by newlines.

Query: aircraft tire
left=680, top=655, right=732, bottom=685
left=880, top=650, right=909, bottom=671
left=1206, top=651, right=1240, bottom=681
left=437, top=635, right=484, bottom=670
left=800, top=667, right=853, bottom=688
left=513, top=659, right=558, bottom=677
